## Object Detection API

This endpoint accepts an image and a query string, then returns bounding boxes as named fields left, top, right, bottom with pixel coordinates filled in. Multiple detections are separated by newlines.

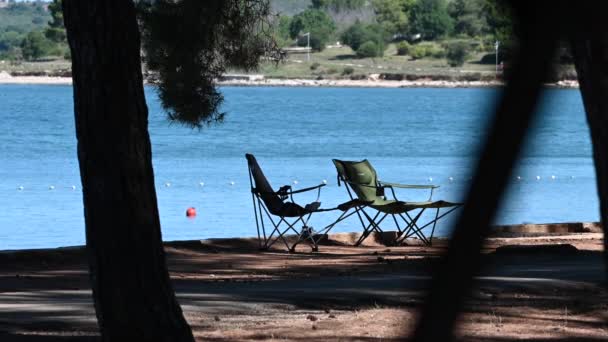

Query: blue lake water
left=0, top=85, right=599, bottom=250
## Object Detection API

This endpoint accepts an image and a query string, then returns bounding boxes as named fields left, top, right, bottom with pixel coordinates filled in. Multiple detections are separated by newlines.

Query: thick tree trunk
left=62, top=1, right=194, bottom=341
left=572, top=30, right=608, bottom=279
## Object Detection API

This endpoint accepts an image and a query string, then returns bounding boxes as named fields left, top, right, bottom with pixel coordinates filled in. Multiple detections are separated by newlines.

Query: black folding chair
left=246, top=153, right=335, bottom=252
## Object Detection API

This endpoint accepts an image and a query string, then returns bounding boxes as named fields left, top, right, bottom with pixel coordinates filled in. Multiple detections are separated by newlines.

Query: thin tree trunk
left=62, top=1, right=194, bottom=340
left=572, top=28, right=608, bottom=280
left=411, top=4, right=559, bottom=340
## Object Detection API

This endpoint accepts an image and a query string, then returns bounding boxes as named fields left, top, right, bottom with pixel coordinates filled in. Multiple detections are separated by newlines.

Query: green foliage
left=444, top=40, right=470, bottom=66
left=0, top=2, right=49, bottom=33
left=311, top=0, right=365, bottom=11
left=139, top=0, right=281, bottom=127
left=0, top=30, right=22, bottom=51
left=396, top=40, right=410, bottom=55
left=45, top=0, right=66, bottom=43
left=410, top=0, right=453, bottom=40
left=372, top=0, right=415, bottom=36
left=20, top=30, right=51, bottom=61
left=273, top=15, right=293, bottom=47
left=409, top=42, right=443, bottom=59
left=356, top=40, right=383, bottom=58
left=483, top=0, right=513, bottom=45
left=447, top=0, right=487, bottom=37
left=0, top=2, right=50, bottom=54
left=310, top=62, right=321, bottom=70
left=342, top=66, right=354, bottom=75
left=289, top=9, right=335, bottom=51
left=340, top=22, right=387, bottom=56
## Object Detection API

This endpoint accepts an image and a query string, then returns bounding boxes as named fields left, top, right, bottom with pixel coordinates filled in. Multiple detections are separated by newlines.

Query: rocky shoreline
left=0, top=71, right=581, bottom=88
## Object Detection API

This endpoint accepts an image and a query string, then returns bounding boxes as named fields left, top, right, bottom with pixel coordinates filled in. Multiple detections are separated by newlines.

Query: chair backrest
left=332, top=159, right=381, bottom=203
left=246, top=154, right=284, bottom=214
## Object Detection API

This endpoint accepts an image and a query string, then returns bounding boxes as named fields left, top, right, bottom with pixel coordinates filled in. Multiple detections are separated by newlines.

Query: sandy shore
left=0, top=73, right=581, bottom=88
left=0, top=226, right=606, bottom=341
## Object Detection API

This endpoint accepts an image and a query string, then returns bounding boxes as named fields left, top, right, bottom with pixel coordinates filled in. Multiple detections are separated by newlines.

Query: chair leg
left=354, top=211, right=380, bottom=246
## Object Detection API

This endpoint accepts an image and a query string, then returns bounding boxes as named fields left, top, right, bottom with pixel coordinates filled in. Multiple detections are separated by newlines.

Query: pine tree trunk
left=62, top=1, right=194, bottom=340
left=572, top=34, right=608, bottom=277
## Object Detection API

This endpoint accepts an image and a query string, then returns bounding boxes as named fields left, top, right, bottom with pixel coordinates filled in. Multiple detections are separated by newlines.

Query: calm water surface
left=0, top=85, right=598, bottom=249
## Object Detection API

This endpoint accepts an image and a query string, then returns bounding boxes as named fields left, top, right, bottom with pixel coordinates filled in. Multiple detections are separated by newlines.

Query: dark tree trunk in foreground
left=412, top=4, right=559, bottom=340
left=572, top=21, right=608, bottom=278
left=63, top=1, right=194, bottom=340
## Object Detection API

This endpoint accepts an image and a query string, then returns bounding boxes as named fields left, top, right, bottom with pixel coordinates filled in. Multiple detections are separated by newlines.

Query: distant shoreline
left=0, top=75, right=580, bottom=88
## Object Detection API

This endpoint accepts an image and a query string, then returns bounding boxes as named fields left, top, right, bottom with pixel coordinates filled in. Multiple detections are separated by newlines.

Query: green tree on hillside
left=341, top=22, right=387, bottom=57
left=45, top=0, right=66, bottom=43
left=289, top=8, right=335, bottom=51
left=484, top=0, right=513, bottom=44
left=410, top=0, right=453, bottom=40
left=447, top=0, right=487, bottom=37
left=274, top=15, right=293, bottom=47
left=444, top=40, right=470, bottom=66
left=372, top=0, right=415, bottom=37
left=20, top=30, right=49, bottom=60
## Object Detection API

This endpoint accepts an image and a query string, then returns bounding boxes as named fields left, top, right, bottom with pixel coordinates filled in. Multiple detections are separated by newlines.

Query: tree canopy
left=138, top=0, right=280, bottom=127
left=410, top=0, right=453, bottom=40
left=288, top=8, right=336, bottom=51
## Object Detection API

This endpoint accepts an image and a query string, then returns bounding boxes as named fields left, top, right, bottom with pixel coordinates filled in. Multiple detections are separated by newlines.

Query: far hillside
left=0, top=1, right=50, bottom=54
left=271, top=0, right=311, bottom=15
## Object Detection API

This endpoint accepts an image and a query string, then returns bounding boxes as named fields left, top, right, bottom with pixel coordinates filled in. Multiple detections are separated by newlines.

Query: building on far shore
left=0, top=0, right=9, bottom=9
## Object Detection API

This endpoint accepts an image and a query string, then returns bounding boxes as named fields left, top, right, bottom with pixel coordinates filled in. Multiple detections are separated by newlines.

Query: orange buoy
left=186, top=207, right=197, bottom=218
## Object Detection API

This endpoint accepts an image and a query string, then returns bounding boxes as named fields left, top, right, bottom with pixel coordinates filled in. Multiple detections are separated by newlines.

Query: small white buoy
left=293, top=180, right=299, bottom=185
left=165, top=182, right=171, bottom=187
left=199, top=182, right=205, bottom=187
left=428, top=177, right=433, bottom=182
left=516, top=176, right=522, bottom=181
left=448, top=177, right=454, bottom=182
left=570, top=176, right=575, bottom=179
left=17, top=186, right=24, bottom=191
left=551, top=175, right=556, bottom=180
left=322, top=179, right=327, bottom=184
left=71, top=185, right=76, bottom=190
left=535, top=176, right=541, bottom=180
left=229, top=181, right=235, bottom=186
left=49, top=185, right=55, bottom=190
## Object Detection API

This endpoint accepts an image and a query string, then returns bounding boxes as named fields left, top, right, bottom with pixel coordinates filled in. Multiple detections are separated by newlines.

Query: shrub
left=20, top=30, right=51, bottom=61
left=445, top=41, right=470, bottom=67
left=342, top=66, right=354, bottom=75
left=326, top=67, right=338, bottom=74
left=310, top=62, right=321, bottom=70
left=396, top=41, right=411, bottom=56
left=410, top=45, right=427, bottom=59
left=356, top=41, right=382, bottom=58
left=430, top=46, right=445, bottom=58
left=341, top=22, right=387, bottom=57
left=409, top=42, right=443, bottom=60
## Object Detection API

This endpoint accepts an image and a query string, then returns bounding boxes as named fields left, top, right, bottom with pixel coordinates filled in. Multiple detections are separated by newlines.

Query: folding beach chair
left=332, top=159, right=462, bottom=246
left=246, top=153, right=334, bottom=252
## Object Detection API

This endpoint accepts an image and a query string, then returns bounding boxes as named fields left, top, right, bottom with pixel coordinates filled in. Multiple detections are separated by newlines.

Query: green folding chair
left=332, top=159, right=462, bottom=246
left=247, top=153, right=336, bottom=252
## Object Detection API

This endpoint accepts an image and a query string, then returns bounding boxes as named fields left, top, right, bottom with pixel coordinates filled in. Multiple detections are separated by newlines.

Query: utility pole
left=495, top=40, right=500, bottom=78
left=303, top=32, right=310, bottom=62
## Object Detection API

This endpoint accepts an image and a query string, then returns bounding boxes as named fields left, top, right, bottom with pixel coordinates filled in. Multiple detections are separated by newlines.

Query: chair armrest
left=378, top=181, right=439, bottom=201
left=378, top=181, right=439, bottom=189
left=286, top=183, right=326, bottom=195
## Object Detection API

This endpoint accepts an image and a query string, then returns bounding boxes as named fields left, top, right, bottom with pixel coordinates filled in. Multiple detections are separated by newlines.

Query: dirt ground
left=0, top=231, right=607, bottom=341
